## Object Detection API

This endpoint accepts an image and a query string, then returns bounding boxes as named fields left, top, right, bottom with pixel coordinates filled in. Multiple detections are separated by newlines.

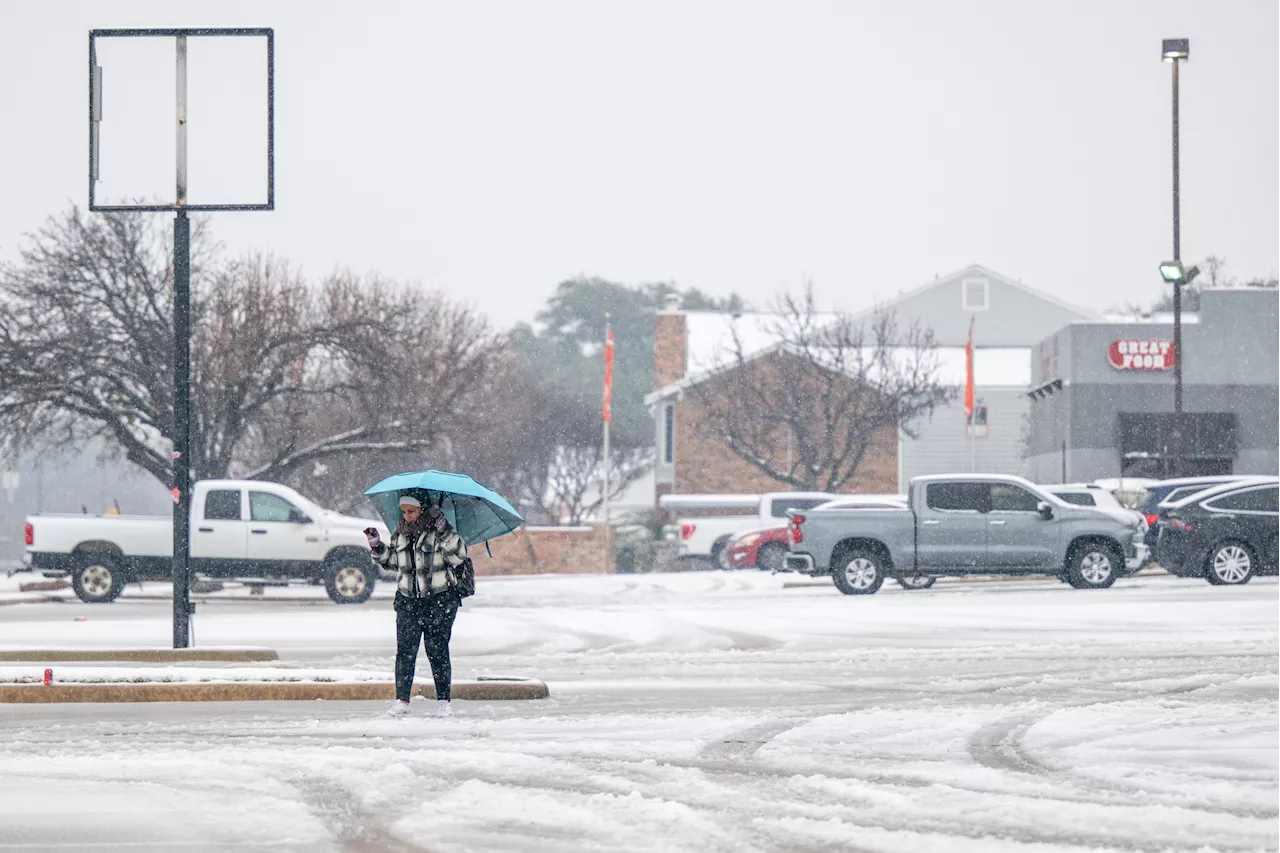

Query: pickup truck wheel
left=326, top=561, right=375, bottom=604
left=831, top=549, right=885, bottom=595
left=756, top=543, right=788, bottom=573
left=896, top=575, right=936, bottom=590
left=1065, top=544, right=1119, bottom=590
left=72, top=554, right=124, bottom=603
left=1205, top=541, right=1254, bottom=585
left=709, top=536, right=730, bottom=570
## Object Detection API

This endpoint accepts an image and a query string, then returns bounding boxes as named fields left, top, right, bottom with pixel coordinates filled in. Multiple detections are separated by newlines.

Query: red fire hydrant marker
left=43, top=668, right=52, bottom=685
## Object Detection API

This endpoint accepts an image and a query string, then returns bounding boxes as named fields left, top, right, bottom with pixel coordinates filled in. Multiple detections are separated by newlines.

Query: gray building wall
left=1027, top=288, right=1279, bottom=483
left=879, top=265, right=1099, bottom=347
left=900, top=387, right=1031, bottom=489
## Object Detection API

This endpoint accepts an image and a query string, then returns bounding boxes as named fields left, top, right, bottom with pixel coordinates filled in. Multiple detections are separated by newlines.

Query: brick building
left=646, top=265, right=1100, bottom=507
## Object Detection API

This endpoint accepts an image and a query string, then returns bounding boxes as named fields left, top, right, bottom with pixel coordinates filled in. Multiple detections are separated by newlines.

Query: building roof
left=648, top=264, right=1082, bottom=405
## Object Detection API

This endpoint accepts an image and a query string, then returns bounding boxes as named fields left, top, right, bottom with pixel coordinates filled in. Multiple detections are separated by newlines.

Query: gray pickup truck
left=785, top=474, right=1148, bottom=594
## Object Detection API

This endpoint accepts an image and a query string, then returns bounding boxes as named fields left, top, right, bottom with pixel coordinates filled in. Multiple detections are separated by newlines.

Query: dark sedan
left=1157, top=480, right=1279, bottom=584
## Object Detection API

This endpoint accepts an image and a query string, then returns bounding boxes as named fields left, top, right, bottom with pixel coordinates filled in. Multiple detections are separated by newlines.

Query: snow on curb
left=0, top=647, right=278, bottom=662
left=0, top=666, right=549, bottom=702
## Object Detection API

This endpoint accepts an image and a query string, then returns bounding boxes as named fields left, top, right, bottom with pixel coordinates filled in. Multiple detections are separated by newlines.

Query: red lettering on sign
left=1108, top=339, right=1175, bottom=370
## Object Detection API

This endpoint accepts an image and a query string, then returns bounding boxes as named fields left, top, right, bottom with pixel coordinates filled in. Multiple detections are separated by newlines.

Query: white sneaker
left=385, top=700, right=411, bottom=718
left=435, top=699, right=453, bottom=718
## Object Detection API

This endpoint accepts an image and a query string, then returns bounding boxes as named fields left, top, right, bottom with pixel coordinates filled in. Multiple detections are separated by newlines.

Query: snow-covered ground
left=0, top=570, right=1275, bottom=852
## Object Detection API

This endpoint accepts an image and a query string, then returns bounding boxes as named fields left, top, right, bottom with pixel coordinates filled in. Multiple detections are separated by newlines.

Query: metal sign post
left=88, top=27, right=274, bottom=648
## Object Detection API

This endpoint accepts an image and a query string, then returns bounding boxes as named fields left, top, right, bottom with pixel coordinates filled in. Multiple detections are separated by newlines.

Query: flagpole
left=602, top=314, right=612, bottom=525
left=965, top=316, right=976, bottom=472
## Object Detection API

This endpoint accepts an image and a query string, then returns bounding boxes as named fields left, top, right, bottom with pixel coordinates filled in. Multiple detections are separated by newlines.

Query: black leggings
left=394, top=591, right=460, bottom=702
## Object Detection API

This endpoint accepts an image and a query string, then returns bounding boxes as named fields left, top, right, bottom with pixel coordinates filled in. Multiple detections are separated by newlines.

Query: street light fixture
left=1161, top=38, right=1189, bottom=61
left=1161, top=37, right=1189, bottom=478
left=1159, top=261, right=1200, bottom=285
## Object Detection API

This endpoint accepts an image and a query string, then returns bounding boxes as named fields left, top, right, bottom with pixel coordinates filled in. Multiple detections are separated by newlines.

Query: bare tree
left=544, top=442, right=652, bottom=525
left=689, top=287, right=954, bottom=491
left=438, top=352, right=649, bottom=525
left=0, top=207, right=501, bottom=494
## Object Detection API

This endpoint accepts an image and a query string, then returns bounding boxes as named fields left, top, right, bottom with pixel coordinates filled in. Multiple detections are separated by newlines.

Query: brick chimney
left=654, top=295, right=687, bottom=390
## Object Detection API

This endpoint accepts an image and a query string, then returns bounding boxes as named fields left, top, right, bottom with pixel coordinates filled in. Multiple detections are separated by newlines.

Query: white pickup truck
left=660, top=492, right=839, bottom=564
left=23, top=479, right=388, bottom=604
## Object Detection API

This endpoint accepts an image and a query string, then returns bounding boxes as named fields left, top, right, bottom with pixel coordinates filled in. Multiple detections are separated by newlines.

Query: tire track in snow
left=966, top=679, right=1278, bottom=822
left=290, top=775, right=430, bottom=853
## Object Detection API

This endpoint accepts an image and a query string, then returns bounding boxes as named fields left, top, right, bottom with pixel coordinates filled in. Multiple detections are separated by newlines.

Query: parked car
left=786, top=475, right=1147, bottom=594
left=1135, top=475, right=1259, bottom=555
left=661, top=491, right=837, bottom=564
left=721, top=495, right=907, bottom=574
left=1046, top=484, right=1149, bottom=533
left=1156, top=479, right=1279, bottom=584
left=23, top=480, right=387, bottom=604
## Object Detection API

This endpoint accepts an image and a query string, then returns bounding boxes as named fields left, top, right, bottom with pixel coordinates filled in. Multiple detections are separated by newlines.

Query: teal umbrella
left=364, top=470, right=523, bottom=547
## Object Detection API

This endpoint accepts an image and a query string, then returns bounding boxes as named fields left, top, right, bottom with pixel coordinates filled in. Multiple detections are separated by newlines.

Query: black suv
left=1157, top=480, right=1279, bottom=585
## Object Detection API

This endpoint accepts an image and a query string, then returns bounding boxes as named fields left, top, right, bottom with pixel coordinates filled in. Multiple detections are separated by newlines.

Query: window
left=1163, top=485, right=1217, bottom=505
left=770, top=497, right=832, bottom=518
left=1117, top=413, right=1238, bottom=479
left=204, top=489, right=241, bottom=521
left=1053, top=492, right=1096, bottom=507
left=990, top=483, right=1042, bottom=513
left=968, top=404, right=989, bottom=438
left=1206, top=486, right=1279, bottom=514
left=962, top=278, right=989, bottom=312
left=663, top=404, right=675, bottom=464
left=250, top=492, right=300, bottom=523
left=926, top=482, right=989, bottom=512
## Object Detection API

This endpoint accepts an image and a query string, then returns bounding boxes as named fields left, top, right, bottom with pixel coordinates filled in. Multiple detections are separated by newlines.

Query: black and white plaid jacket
left=372, top=526, right=468, bottom=598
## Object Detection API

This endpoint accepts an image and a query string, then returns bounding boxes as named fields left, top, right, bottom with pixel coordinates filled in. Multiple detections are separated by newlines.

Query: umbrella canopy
left=364, top=470, right=523, bottom=547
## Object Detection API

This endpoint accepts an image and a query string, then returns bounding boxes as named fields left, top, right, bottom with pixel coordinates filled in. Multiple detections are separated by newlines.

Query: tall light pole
left=1162, top=37, right=1190, bottom=478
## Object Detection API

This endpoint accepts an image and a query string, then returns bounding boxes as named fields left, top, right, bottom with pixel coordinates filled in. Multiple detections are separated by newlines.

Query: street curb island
left=0, top=677, right=550, bottom=704
left=0, top=648, right=279, bottom=662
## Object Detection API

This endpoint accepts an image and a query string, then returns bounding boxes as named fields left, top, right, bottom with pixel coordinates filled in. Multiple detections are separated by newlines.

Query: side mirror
left=1037, top=501, right=1054, bottom=521
left=289, top=508, right=311, bottom=524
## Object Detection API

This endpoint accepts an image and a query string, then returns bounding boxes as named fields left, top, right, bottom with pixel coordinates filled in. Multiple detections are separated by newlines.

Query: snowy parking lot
left=0, top=570, right=1275, bottom=853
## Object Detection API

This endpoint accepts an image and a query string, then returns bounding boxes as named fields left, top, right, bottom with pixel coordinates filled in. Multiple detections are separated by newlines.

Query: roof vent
left=962, top=278, right=989, bottom=312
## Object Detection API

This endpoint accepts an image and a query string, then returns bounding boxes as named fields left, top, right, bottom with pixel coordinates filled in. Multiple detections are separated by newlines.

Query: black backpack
left=451, top=557, right=476, bottom=598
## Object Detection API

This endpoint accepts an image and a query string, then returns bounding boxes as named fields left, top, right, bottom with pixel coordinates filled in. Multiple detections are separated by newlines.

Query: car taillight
left=25, top=523, right=33, bottom=546
left=1169, top=518, right=1194, bottom=532
left=1144, top=514, right=1160, bottom=527
left=790, top=514, right=805, bottom=544
left=680, top=523, right=696, bottom=541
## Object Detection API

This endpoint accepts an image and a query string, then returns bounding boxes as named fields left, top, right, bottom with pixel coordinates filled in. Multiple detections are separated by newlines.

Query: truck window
left=770, top=498, right=831, bottom=517
left=204, top=489, right=242, bottom=521
left=990, top=484, right=1041, bottom=512
left=926, top=483, right=989, bottom=513
left=250, top=492, right=300, bottom=523
left=1053, top=492, right=1095, bottom=507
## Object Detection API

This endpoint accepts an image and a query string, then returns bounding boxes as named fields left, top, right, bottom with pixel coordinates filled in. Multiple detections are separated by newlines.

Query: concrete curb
left=0, top=677, right=549, bottom=703
left=0, top=648, right=279, bottom=663
left=0, top=596, right=60, bottom=607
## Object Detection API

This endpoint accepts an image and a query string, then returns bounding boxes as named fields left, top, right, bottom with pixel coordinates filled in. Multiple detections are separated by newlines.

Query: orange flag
left=964, top=317, right=975, bottom=424
left=602, top=325, right=614, bottom=423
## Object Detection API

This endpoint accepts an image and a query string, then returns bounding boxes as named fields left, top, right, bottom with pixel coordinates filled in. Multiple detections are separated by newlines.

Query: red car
left=722, top=524, right=791, bottom=571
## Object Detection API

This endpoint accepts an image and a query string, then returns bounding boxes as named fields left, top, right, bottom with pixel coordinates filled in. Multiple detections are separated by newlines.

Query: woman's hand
left=363, top=527, right=381, bottom=550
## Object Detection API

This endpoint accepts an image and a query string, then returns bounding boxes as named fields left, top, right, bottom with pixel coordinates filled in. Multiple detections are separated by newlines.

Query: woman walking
left=364, top=495, right=468, bottom=717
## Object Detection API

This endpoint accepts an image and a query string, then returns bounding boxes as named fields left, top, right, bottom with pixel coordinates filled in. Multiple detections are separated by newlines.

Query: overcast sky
left=1, top=0, right=1275, bottom=331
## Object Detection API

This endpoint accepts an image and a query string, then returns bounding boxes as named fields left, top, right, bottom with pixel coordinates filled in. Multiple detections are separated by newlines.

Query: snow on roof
left=658, top=494, right=761, bottom=511
left=936, top=347, right=1029, bottom=386
left=1100, top=312, right=1200, bottom=324
left=683, top=311, right=839, bottom=376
